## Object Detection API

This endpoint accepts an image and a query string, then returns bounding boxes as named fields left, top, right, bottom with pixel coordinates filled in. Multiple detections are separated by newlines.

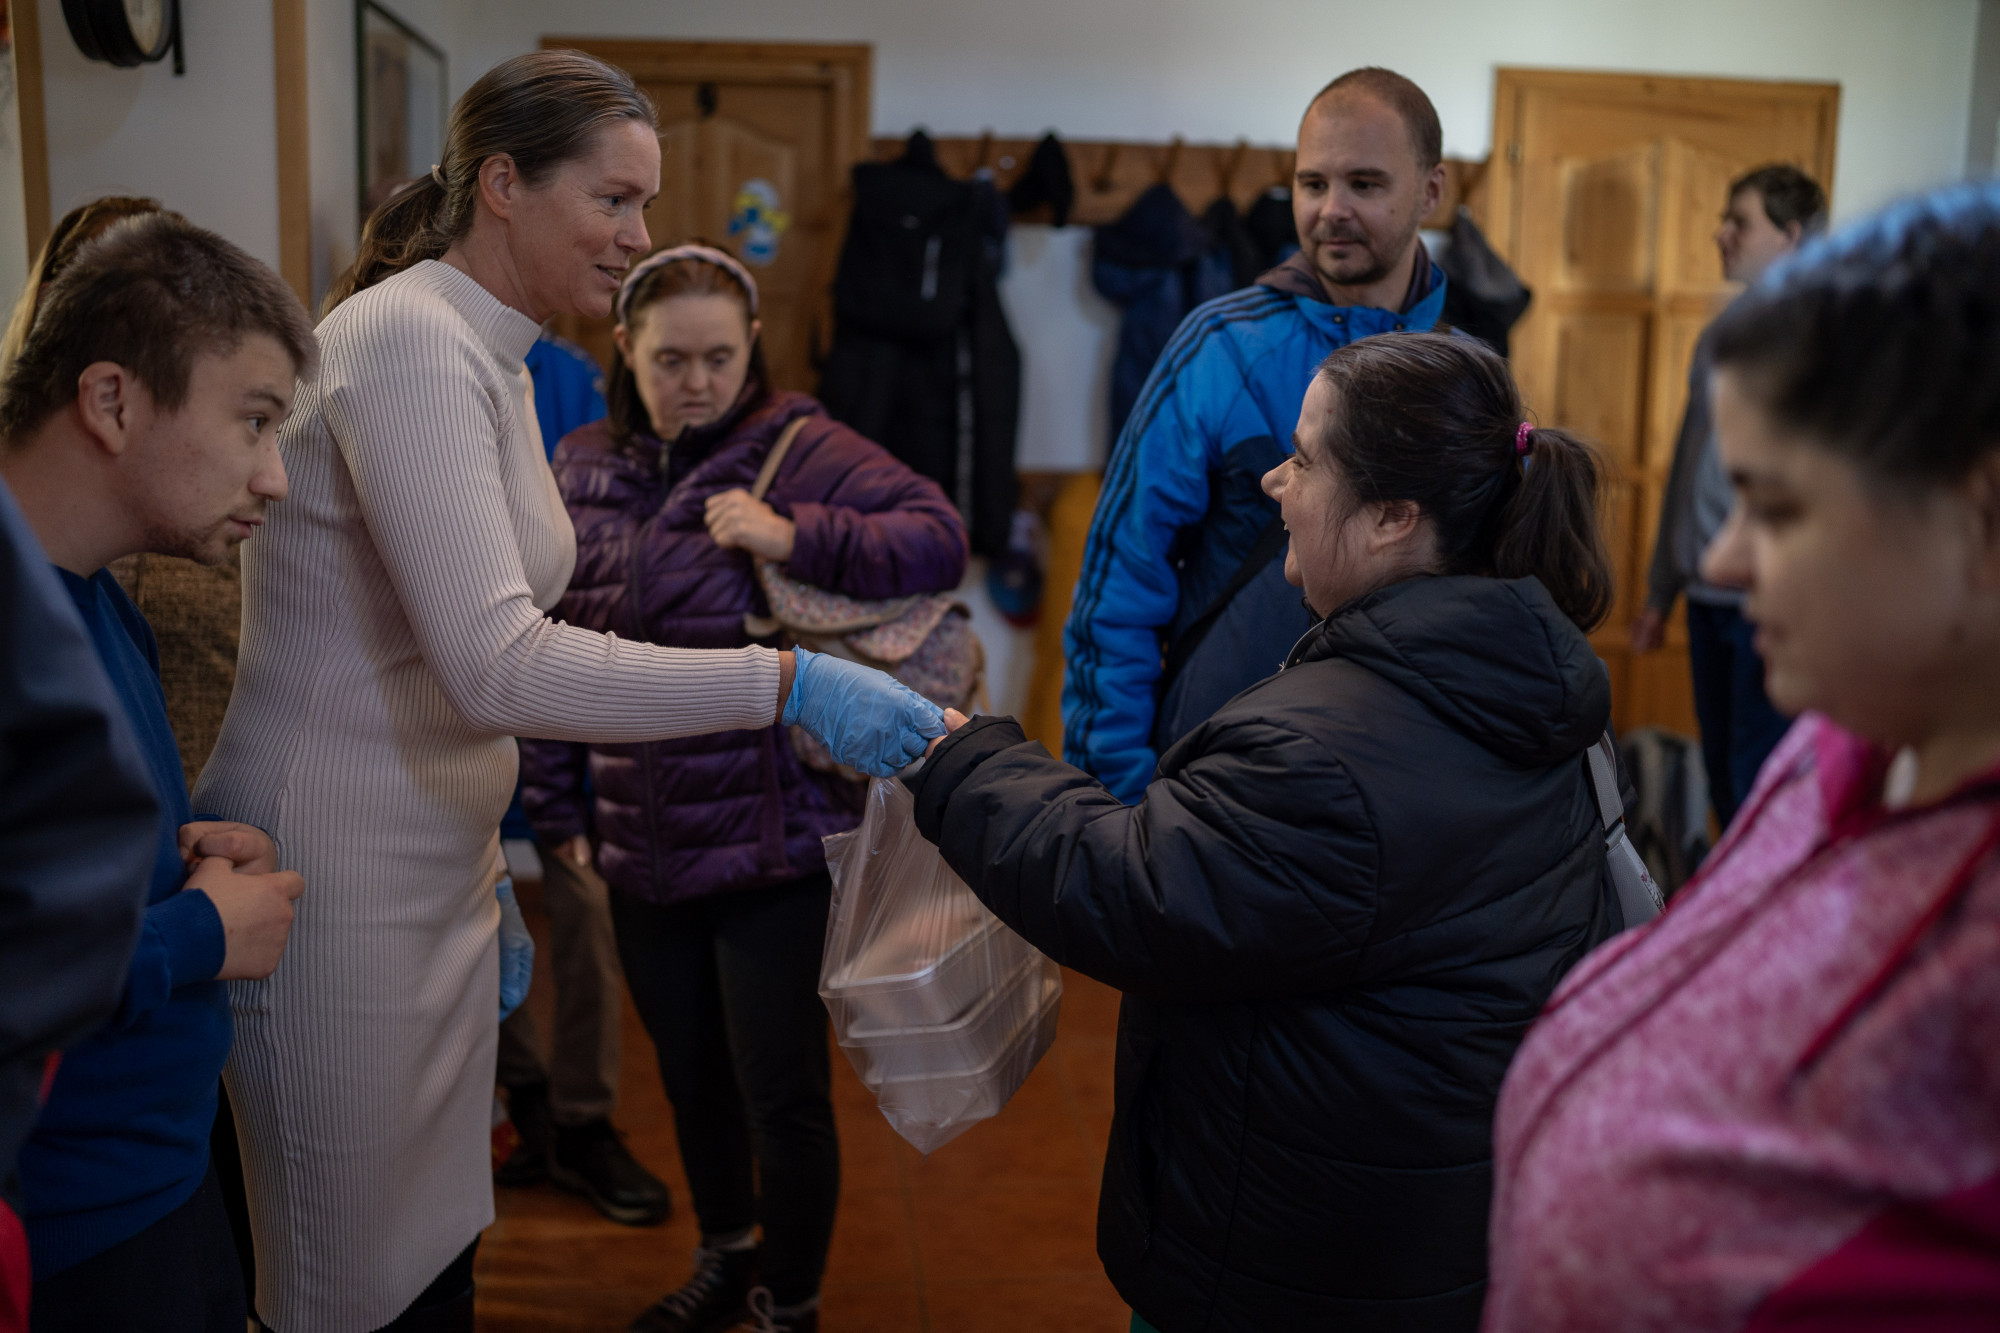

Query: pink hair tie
left=616, top=243, right=760, bottom=325
left=1514, top=421, right=1534, bottom=456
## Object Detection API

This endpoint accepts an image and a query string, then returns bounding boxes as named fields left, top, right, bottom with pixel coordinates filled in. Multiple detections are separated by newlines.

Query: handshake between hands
left=780, top=648, right=972, bottom=777
left=178, top=822, right=305, bottom=982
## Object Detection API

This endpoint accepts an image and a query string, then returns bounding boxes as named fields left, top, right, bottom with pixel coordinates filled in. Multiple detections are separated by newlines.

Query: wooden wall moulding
left=870, top=134, right=1490, bottom=232
left=14, top=0, right=52, bottom=255
left=272, top=0, right=311, bottom=305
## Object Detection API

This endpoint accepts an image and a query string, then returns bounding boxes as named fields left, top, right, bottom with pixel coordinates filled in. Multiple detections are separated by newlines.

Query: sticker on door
left=729, top=179, right=792, bottom=265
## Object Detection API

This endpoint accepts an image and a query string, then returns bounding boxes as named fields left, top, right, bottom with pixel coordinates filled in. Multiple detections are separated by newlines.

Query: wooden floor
left=475, top=879, right=1131, bottom=1332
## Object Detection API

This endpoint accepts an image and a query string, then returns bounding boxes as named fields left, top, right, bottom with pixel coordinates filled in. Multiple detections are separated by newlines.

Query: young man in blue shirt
left=1063, top=68, right=1451, bottom=801
left=0, top=212, right=313, bottom=1332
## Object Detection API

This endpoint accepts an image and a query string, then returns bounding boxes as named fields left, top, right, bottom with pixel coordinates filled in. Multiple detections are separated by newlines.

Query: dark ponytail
left=325, top=49, right=655, bottom=314
left=1312, top=332, right=1614, bottom=631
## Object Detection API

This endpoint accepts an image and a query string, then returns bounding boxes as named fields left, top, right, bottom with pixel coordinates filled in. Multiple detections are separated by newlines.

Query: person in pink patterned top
left=1483, top=183, right=2000, bottom=1331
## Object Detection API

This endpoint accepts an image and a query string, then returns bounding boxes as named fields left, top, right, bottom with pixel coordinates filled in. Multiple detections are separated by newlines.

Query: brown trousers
left=496, top=842, right=623, bottom=1124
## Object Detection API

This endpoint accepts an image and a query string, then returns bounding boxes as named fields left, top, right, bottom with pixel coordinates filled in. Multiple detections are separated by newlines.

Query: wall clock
left=62, top=0, right=185, bottom=75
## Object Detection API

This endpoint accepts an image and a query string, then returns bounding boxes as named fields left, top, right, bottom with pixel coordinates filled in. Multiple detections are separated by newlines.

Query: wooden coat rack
left=869, top=132, right=1489, bottom=230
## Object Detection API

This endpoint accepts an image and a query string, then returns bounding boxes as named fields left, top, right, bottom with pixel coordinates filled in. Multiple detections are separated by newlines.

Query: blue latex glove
left=782, top=648, right=946, bottom=777
left=496, top=874, right=533, bottom=1022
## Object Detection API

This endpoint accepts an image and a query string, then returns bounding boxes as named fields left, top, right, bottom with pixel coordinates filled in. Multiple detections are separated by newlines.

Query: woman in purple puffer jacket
left=520, top=245, right=966, bottom=1333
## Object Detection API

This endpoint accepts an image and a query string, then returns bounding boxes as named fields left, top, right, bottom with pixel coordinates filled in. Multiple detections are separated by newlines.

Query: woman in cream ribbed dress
left=194, top=53, right=940, bottom=1333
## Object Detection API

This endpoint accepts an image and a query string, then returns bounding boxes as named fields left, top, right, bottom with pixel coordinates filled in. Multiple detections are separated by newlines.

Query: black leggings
left=611, top=875, right=840, bottom=1308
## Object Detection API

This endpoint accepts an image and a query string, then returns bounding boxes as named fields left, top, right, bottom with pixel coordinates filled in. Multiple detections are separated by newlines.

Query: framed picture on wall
left=357, top=0, right=446, bottom=222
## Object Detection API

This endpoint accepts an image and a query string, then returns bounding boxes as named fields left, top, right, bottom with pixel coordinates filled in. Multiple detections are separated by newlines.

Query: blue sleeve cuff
left=150, top=887, right=227, bottom=990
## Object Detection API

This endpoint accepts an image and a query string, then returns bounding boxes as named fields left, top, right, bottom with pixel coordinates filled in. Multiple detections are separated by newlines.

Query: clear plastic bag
left=820, top=776, right=1062, bottom=1152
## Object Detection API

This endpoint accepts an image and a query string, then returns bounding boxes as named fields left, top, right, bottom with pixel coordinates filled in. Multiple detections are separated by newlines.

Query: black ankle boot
left=627, top=1245, right=756, bottom=1333
left=550, top=1118, right=672, bottom=1226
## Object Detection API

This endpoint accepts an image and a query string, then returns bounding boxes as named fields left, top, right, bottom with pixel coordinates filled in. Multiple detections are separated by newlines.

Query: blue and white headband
left=615, top=244, right=760, bottom=324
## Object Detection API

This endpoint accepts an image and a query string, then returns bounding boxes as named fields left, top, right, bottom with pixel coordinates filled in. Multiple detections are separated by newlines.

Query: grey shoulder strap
left=1587, top=730, right=1666, bottom=929
left=1586, top=734, right=1624, bottom=831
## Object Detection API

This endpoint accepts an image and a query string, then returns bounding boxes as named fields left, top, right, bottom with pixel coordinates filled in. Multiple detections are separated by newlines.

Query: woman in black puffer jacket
left=909, top=332, right=1620, bottom=1333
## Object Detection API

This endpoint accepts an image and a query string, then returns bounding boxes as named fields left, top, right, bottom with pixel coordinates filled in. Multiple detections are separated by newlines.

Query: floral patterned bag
left=740, top=417, right=985, bottom=774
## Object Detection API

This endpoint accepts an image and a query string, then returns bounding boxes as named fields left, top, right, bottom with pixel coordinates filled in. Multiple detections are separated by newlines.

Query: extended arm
left=909, top=715, right=1375, bottom=999
left=323, top=314, right=778, bottom=743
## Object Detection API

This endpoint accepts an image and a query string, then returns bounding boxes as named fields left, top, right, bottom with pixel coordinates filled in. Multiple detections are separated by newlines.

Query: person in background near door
left=0, top=474, right=160, bottom=1333
left=1630, top=164, right=1826, bottom=827
left=1485, top=179, right=2000, bottom=1333
left=494, top=330, right=671, bottom=1230
left=912, top=332, right=1617, bottom=1332
left=521, top=245, right=965, bottom=1333
left=1064, top=67, right=1450, bottom=801
left=0, top=212, right=313, bottom=1333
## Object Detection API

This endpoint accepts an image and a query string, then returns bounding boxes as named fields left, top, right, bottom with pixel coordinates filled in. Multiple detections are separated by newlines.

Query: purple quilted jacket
left=518, top=390, right=967, bottom=905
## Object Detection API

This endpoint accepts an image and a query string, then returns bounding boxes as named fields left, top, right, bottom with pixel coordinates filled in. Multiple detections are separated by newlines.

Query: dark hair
left=0, top=212, right=316, bottom=442
left=606, top=246, right=770, bottom=447
left=324, top=50, right=656, bottom=312
left=1310, top=332, right=1613, bottom=630
left=1730, top=163, right=1828, bottom=236
left=1311, top=67, right=1443, bottom=172
left=1711, top=180, right=2000, bottom=491
left=0, top=194, right=164, bottom=374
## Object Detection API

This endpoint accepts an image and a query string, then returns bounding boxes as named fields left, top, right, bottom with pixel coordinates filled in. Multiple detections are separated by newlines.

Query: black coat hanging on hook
left=818, top=132, right=1022, bottom=558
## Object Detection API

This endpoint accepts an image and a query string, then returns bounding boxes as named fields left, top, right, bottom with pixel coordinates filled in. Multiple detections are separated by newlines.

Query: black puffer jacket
left=908, top=574, right=1616, bottom=1332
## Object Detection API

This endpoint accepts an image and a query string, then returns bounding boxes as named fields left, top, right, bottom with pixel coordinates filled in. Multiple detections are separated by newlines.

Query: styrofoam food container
left=839, top=953, right=1052, bottom=1082
left=823, top=913, right=1039, bottom=1032
left=862, top=968, right=1063, bottom=1128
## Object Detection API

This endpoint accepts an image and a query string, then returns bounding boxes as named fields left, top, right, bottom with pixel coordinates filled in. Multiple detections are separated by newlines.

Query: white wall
left=457, top=0, right=1980, bottom=225
left=37, top=0, right=281, bottom=269
left=23, top=0, right=1985, bottom=315
left=307, top=0, right=475, bottom=301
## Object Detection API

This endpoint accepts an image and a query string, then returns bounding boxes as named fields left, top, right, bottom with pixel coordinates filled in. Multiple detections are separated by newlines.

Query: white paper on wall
left=998, top=224, right=1122, bottom=473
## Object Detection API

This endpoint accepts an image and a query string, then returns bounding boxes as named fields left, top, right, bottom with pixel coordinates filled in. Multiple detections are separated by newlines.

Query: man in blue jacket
left=0, top=212, right=312, bottom=1331
left=1064, top=67, right=1449, bottom=800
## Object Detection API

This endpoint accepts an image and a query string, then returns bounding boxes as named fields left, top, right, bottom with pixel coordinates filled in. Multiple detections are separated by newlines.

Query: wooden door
left=539, top=38, right=872, bottom=394
left=1483, top=69, right=1838, bottom=735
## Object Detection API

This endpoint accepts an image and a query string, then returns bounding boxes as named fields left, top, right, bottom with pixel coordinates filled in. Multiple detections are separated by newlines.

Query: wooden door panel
left=1490, top=68, right=1837, bottom=734
left=541, top=39, right=871, bottom=397
left=1661, top=138, right=1741, bottom=294
left=1551, top=311, right=1647, bottom=466
left=653, top=121, right=704, bottom=250
left=1557, top=147, right=1659, bottom=293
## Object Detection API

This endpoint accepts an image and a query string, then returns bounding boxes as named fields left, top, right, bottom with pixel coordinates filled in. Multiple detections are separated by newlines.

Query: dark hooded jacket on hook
left=908, top=574, right=1617, bottom=1332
